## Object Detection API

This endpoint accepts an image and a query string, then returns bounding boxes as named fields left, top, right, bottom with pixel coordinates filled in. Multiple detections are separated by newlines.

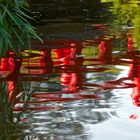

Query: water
left=1, top=0, right=140, bottom=140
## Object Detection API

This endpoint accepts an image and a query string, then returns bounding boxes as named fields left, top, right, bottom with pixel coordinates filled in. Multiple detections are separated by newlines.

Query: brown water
left=1, top=0, right=140, bottom=140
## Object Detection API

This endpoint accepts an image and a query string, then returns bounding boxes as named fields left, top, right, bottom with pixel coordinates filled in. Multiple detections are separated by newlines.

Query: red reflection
left=129, top=114, right=138, bottom=120
left=21, top=48, right=53, bottom=74
left=51, top=39, right=114, bottom=92
left=8, top=59, right=22, bottom=102
left=53, top=46, right=77, bottom=92
left=0, top=57, right=14, bottom=73
left=0, top=57, right=14, bottom=100
left=131, top=78, right=140, bottom=106
left=0, top=55, right=22, bottom=101
left=6, top=36, right=138, bottom=111
left=127, top=35, right=140, bottom=107
left=98, top=39, right=113, bottom=63
left=128, top=35, right=133, bottom=53
left=60, top=73, right=77, bottom=92
left=22, top=40, right=84, bottom=75
left=103, top=77, right=136, bottom=90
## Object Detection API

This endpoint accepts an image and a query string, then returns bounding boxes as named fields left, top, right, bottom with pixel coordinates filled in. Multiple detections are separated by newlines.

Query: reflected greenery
left=102, top=0, right=140, bottom=47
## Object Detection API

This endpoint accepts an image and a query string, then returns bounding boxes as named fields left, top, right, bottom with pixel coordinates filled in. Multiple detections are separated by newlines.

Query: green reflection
left=101, top=0, right=140, bottom=47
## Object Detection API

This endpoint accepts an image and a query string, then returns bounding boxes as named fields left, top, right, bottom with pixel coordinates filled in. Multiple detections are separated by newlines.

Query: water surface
left=1, top=1, right=140, bottom=140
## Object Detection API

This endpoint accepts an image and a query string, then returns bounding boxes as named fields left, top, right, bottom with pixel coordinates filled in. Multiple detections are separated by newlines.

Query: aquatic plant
left=0, top=0, right=42, bottom=57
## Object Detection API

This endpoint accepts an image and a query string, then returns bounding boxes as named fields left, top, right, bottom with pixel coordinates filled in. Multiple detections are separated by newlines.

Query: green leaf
left=0, top=5, right=22, bottom=30
left=14, top=0, right=22, bottom=7
left=16, top=13, right=29, bottom=24
left=0, top=35, right=4, bottom=55
left=12, top=28, right=24, bottom=46
left=0, top=0, right=42, bottom=56
left=15, top=7, right=33, bottom=20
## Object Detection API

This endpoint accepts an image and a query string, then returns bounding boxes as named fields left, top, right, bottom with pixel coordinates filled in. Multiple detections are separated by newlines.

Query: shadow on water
left=1, top=0, right=140, bottom=140
left=28, top=0, right=112, bottom=25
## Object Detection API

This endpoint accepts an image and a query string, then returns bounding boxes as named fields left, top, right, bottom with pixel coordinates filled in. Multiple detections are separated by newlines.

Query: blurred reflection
left=53, top=46, right=77, bottom=92
left=1, top=0, right=140, bottom=139
left=110, top=0, right=140, bottom=47
left=0, top=52, right=22, bottom=101
left=21, top=48, right=53, bottom=75
left=0, top=53, right=23, bottom=139
left=0, top=57, right=14, bottom=78
left=1, top=33, right=139, bottom=139
left=14, top=39, right=118, bottom=139
left=127, top=35, right=140, bottom=107
left=98, top=39, right=113, bottom=64
left=1, top=37, right=138, bottom=139
left=29, top=0, right=111, bottom=25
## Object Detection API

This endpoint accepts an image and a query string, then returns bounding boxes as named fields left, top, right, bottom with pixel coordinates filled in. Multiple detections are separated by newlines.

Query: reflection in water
left=1, top=33, right=140, bottom=139
left=1, top=0, right=140, bottom=139
left=127, top=36, right=140, bottom=107
left=7, top=36, right=137, bottom=139
left=29, top=0, right=112, bottom=25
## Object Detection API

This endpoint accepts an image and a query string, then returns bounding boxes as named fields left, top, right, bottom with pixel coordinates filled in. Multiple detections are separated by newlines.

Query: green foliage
left=0, top=0, right=42, bottom=57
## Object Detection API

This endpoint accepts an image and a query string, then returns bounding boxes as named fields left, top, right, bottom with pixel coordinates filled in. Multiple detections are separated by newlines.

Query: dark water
left=1, top=0, right=140, bottom=140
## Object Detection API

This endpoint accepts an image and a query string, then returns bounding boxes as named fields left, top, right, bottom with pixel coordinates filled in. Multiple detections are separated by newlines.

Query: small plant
left=0, top=0, right=42, bottom=57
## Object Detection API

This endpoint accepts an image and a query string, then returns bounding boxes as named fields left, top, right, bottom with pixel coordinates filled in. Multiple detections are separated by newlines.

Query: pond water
left=1, top=0, right=140, bottom=140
